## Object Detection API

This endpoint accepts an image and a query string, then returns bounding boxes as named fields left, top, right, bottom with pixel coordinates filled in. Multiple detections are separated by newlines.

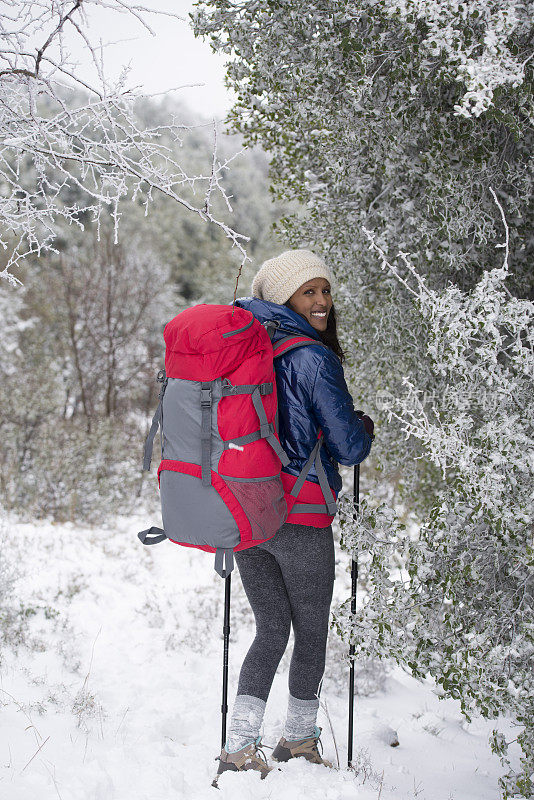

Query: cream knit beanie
left=251, top=249, right=333, bottom=306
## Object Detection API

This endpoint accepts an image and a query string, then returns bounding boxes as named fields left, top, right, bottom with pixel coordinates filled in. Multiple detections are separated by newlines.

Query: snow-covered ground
left=0, top=511, right=518, bottom=800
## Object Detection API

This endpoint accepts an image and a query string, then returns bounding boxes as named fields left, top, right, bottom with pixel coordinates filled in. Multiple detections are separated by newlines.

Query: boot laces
left=312, top=725, right=324, bottom=756
left=217, top=737, right=269, bottom=765
left=252, top=736, right=269, bottom=766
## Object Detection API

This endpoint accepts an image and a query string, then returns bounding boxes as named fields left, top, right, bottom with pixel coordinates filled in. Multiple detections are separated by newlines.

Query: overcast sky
left=67, top=0, right=236, bottom=121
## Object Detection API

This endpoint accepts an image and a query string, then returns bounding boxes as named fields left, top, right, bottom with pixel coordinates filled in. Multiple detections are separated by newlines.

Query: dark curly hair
left=284, top=301, right=345, bottom=363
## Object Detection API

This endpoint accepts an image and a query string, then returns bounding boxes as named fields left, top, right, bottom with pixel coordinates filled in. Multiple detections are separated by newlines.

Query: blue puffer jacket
left=235, top=297, right=373, bottom=494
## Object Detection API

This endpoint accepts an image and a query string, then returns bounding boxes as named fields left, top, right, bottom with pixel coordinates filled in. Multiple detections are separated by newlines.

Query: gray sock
left=283, top=694, right=320, bottom=741
left=226, top=694, right=266, bottom=753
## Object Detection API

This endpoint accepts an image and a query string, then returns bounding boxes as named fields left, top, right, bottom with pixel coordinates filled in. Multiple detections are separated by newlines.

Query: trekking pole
left=347, top=463, right=360, bottom=768
left=221, top=573, right=231, bottom=749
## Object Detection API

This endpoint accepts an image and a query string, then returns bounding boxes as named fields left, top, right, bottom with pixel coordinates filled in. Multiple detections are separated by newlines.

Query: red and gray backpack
left=138, top=304, right=337, bottom=577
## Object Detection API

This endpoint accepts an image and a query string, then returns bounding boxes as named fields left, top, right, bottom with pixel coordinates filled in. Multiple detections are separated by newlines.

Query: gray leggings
left=234, top=521, right=335, bottom=702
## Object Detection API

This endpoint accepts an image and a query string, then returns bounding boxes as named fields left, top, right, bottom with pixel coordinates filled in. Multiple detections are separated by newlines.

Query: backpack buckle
left=222, top=379, right=237, bottom=394
left=262, top=320, right=281, bottom=340
left=200, top=387, right=212, bottom=406
left=156, top=369, right=168, bottom=399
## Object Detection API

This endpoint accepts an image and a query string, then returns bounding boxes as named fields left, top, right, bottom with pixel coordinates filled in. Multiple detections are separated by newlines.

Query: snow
left=0, top=513, right=518, bottom=800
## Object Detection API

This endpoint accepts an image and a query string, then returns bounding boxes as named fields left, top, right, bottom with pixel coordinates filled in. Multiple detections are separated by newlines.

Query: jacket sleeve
left=310, top=348, right=373, bottom=466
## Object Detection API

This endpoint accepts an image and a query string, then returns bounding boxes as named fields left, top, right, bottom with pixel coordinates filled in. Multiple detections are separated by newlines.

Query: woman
left=214, top=249, right=374, bottom=781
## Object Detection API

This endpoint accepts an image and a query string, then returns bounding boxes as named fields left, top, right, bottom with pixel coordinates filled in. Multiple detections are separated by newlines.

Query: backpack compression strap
left=201, top=379, right=291, bottom=486
left=143, top=370, right=168, bottom=471
left=221, top=380, right=290, bottom=466
left=200, top=382, right=213, bottom=486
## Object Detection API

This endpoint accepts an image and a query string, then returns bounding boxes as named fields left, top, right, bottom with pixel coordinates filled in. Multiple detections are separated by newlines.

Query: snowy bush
left=0, top=518, right=68, bottom=663
left=2, top=416, right=145, bottom=523
left=334, top=207, right=533, bottom=798
left=0, top=521, right=29, bottom=660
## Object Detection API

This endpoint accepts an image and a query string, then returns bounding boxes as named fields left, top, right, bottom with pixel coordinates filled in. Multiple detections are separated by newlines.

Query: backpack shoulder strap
left=272, top=334, right=329, bottom=359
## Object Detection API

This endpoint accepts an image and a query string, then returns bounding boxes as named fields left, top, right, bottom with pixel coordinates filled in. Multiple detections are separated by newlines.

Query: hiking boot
left=212, top=737, right=272, bottom=787
left=272, top=725, right=333, bottom=767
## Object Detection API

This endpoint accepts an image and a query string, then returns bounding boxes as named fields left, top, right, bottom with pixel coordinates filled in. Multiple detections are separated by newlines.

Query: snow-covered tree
left=192, top=2, right=533, bottom=795
left=192, top=0, right=532, bottom=296
left=0, top=0, right=250, bottom=285
left=334, top=196, right=533, bottom=798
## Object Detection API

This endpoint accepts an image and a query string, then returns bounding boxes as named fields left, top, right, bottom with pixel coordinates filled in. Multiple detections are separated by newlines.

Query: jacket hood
left=234, top=297, right=322, bottom=343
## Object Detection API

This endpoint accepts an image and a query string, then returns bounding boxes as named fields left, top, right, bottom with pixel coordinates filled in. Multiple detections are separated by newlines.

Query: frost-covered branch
left=0, top=1, right=251, bottom=285
left=383, top=1, right=533, bottom=119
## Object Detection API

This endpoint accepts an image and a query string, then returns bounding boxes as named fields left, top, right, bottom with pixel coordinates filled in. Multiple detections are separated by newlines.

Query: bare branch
left=0, top=1, right=250, bottom=283
left=35, top=1, right=82, bottom=76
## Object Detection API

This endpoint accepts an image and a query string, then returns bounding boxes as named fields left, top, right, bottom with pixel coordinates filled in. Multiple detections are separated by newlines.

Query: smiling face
left=287, top=277, right=333, bottom=332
